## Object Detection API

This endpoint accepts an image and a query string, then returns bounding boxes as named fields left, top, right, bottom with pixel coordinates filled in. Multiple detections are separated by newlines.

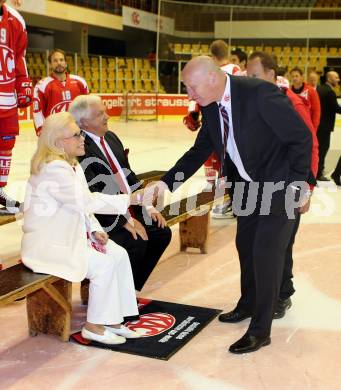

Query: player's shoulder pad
left=6, top=5, right=26, bottom=31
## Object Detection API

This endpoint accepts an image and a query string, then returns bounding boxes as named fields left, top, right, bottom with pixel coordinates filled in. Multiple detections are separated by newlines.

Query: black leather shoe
left=273, top=297, right=292, bottom=319
left=331, top=172, right=341, bottom=186
left=229, top=333, right=271, bottom=354
left=218, top=308, right=251, bottom=323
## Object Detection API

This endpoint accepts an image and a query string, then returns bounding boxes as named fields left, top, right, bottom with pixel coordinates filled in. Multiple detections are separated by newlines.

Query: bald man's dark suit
left=162, top=76, right=312, bottom=338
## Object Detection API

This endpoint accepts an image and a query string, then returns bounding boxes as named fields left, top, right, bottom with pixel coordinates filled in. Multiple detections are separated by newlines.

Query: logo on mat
left=126, top=313, right=176, bottom=337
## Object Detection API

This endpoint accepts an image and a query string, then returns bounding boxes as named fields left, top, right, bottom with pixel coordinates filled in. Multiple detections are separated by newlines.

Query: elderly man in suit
left=149, top=56, right=312, bottom=354
left=316, top=71, right=341, bottom=181
left=69, top=95, right=172, bottom=292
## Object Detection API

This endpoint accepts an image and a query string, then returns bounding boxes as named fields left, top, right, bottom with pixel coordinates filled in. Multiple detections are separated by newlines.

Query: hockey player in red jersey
left=0, top=0, right=32, bottom=212
left=183, top=40, right=241, bottom=218
left=290, top=66, right=321, bottom=131
left=33, top=48, right=89, bottom=135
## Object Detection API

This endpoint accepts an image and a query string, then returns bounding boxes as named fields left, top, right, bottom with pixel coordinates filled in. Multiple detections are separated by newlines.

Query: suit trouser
left=85, top=239, right=139, bottom=324
left=235, top=210, right=296, bottom=338
left=333, top=156, right=341, bottom=176
left=279, top=212, right=301, bottom=300
left=317, top=130, right=331, bottom=177
left=108, top=220, right=172, bottom=291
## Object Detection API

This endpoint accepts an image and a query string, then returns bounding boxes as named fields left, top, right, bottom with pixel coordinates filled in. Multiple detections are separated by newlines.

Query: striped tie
left=218, top=104, right=229, bottom=177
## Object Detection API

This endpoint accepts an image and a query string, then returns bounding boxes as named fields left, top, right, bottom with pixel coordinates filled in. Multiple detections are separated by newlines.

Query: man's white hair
left=68, top=94, right=102, bottom=126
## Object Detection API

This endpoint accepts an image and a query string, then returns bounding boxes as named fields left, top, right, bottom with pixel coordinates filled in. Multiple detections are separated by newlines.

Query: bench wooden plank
left=0, top=211, right=18, bottom=226
left=162, top=189, right=229, bottom=254
left=136, top=170, right=165, bottom=185
left=0, top=263, right=59, bottom=306
left=0, top=263, right=72, bottom=341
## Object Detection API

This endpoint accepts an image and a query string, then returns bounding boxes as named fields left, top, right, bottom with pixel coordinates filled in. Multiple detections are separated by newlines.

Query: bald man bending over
left=316, top=71, right=341, bottom=181
left=151, top=56, right=312, bottom=354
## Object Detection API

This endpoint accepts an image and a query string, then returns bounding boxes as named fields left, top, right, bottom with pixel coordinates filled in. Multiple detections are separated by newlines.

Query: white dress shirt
left=218, top=75, right=252, bottom=182
left=84, top=130, right=131, bottom=194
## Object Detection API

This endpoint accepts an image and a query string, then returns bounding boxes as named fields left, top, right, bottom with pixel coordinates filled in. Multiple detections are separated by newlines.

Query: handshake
left=130, top=180, right=169, bottom=208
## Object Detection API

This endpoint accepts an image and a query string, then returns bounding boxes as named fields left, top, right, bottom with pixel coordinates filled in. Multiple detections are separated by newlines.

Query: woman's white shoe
left=81, top=327, right=126, bottom=344
left=105, top=325, right=141, bottom=339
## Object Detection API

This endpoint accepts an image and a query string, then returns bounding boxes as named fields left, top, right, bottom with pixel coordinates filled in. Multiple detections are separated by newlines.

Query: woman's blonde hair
left=30, top=112, right=78, bottom=174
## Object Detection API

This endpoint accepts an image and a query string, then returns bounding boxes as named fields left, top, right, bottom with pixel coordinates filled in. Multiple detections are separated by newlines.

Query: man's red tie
left=99, top=137, right=135, bottom=218
left=100, top=136, right=129, bottom=194
left=218, top=104, right=230, bottom=178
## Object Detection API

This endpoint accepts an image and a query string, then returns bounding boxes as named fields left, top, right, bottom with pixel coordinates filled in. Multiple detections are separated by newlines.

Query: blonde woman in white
left=21, top=112, right=143, bottom=345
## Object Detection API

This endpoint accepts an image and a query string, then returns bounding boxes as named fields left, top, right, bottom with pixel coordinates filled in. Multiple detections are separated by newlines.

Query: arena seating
left=171, top=43, right=337, bottom=73
left=26, top=52, right=165, bottom=94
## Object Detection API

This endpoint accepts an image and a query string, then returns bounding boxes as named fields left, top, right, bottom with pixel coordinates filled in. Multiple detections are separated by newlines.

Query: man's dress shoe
left=273, top=297, right=292, bottom=319
left=218, top=309, right=251, bottom=323
left=331, top=172, right=341, bottom=186
left=229, top=333, right=271, bottom=354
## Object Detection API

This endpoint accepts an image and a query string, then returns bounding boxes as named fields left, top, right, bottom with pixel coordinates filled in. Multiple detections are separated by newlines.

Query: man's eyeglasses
left=64, top=130, right=85, bottom=140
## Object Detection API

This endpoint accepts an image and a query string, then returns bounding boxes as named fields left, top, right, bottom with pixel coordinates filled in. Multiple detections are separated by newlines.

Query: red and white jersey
left=220, top=63, right=240, bottom=75
left=276, top=76, right=290, bottom=89
left=0, top=4, right=29, bottom=119
left=33, top=73, right=89, bottom=132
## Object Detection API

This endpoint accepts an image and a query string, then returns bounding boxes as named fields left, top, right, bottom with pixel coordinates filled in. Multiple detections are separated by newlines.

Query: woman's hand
left=93, top=231, right=109, bottom=245
left=130, top=181, right=169, bottom=206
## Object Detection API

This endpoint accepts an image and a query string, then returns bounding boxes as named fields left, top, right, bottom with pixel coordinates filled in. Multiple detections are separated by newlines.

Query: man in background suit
left=149, top=56, right=312, bottom=354
left=69, top=95, right=172, bottom=292
left=316, top=71, right=341, bottom=181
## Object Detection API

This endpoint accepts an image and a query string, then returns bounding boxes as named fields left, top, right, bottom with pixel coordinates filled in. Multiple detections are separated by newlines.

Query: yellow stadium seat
left=117, top=58, right=126, bottom=68
left=136, top=80, right=143, bottom=92
left=191, top=44, right=200, bottom=55
left=200, top=44, right=209, bottom=54
left=329, top=47, right=338, bottom=56
left=126, top=58, right=134, bottom=70
left=174, top=43, right=182, bottom=54
left=141, top=70, right=149, bottom=79
left=125, top=80, right=134, bottom=92
left=273, top=46, right=282, bottom=56
left=136, top=59, right=144, bottom=70
left=182, top=44, right=191, bottom=54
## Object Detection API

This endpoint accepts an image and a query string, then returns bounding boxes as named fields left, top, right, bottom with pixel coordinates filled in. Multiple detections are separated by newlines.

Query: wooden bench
left=0, top=263, right=71, bottom=341
left=80, top=187, right=229, bottom=304
left=1, top=171, right=229, bottom=341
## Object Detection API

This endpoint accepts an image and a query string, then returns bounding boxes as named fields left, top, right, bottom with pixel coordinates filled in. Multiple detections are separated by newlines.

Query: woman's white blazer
left=21, top=160, right=130, bottom=282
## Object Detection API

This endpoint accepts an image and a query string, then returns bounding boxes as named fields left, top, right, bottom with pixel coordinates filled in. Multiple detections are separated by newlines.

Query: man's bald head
left=326, top=71, right=340, bottom=87
left=182, top=56, right=226, bottom=107
left=183, top=56, right=220, bottom=77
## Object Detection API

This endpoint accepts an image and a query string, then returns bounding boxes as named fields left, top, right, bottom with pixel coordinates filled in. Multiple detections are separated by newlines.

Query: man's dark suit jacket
left=162, top=76, right=312, bottom=211
left=317, top=83, right=341, bottom=133
left=79, top=131, right=143, bottom=231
